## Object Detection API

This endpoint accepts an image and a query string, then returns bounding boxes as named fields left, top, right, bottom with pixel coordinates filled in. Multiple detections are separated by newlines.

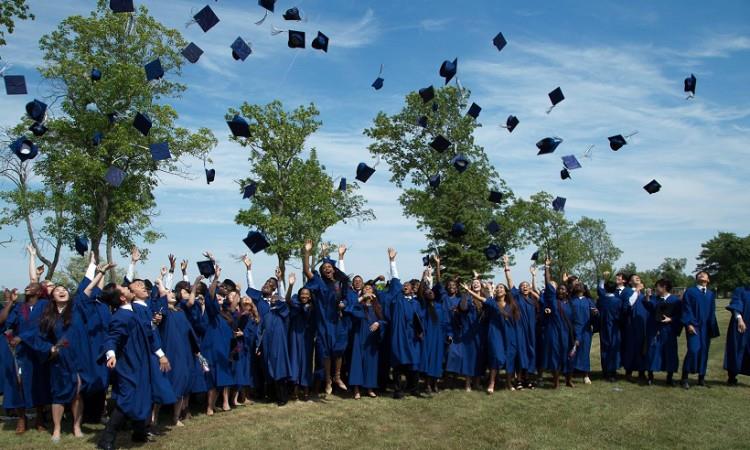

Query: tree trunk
left=106, top=233, right=116, bottom=283
left=276, top=254, right=287, bottom=281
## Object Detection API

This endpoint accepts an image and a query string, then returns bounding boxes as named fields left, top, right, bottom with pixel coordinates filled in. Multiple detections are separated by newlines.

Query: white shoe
left=584, top=376, right=592, bottom=385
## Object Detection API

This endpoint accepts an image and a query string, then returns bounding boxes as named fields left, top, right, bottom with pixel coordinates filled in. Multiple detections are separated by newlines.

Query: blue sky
left=1, top=0, right=749, bottom=288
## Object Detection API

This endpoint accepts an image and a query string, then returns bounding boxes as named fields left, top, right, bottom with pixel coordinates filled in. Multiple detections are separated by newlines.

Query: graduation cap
left=144, top=58, right=164, bottom=81
left=106, top=112, right=119, bottom=124
left=536, top=137, right=563, bottom=155
left=196, top=260, right=216, bottom=278
left=3, top=75, right=27, bottom=95
left=104, top=166, right=126, bottom=187
left=451, top=154, right=469, bottom=173
left=254, top=0, right=276, bottom=25
left=355, top=162, right=376, bottom=183
left=227, top=115, right=251, bottom=138
left=450, top=222, right=466, bottom=238
left=25, top=99, right=47, bottom=123
left=467, top=102, right=481, bottom=119
left=422, top=255, right=430, bottom=267
left=432, top=102, right=439, bottom=112
left=552, top=196, right=566, bottom=212
left=430, top=135, right=451, bottom=152
left=231, top=37, right=252, bottom=61
left=684, top=74, right=696, bottom=99
left=428, top=174, right=441, bottom=188
left=181, top=42, right=204, bottom=63
left=205, top=168, right=215, bottom=184
left=9, top=137, right=39, bottom=162
left=110, top=0, right=134, bottom=13
left=439, top=58, right=457, bottom=84
left=608, top=132, right=637, bottom=151
left=92, top=131, right=104, bottom=146
left=29, top=122, right=48, bottom=137
left=149, top=142, right=171, bottom=161
left=417, top=115, right=428, bottom=128
left=531, top=251, right=539, bottom=262
left=288, top=30, right=305, bottom=49
left=243, top=182, right=258, bottom=198
left=488, top=190, right=503, bottom=204
left=91, top=68, right=102, bottom=81
left=484, top=244, right=504, bottom=261
left=492, top=32, right=507, bottom=52
left=486, top=220, right=500, bottom=235
left=193, top=5, right=220, bottom=33
left=74, top=236, right=88, bottom=256
left=562, top=154, right=581, bottom=171
left=311, top=31, right=329, bottom=52
left=283, top=7, right=302, bottom=20
left=547, top=87, right=564, bottom=113
left=372, top=77, right=384, bottom=90
left=133, top=112, right=152, bottom=136
left=560, top=168, right=571, bottom=180
left=243, top=230, right=270, bottom=254
left=643, top=179, right=661, bottom=194
left=501, top=115, right=519, bottom=133
left=419, top=85, right=435, bottom=103
left=338, top=178, right=347, bottom=191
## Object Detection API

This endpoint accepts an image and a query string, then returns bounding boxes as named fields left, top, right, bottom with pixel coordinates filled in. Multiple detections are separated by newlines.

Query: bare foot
left=175, top=420, right=185, bottom=427
left=206, top=408, right=214, bottom=416
left=368, top=390, right=377, bottom=398
left=334, top=378, right=348, bottom=391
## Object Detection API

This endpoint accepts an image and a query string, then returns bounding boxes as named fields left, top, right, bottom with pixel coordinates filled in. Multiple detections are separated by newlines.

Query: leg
left=354, top=386, right=361, bottom=400
left=72, top=377, right=84, bottom=437
left=487, top=369, right=496, bottom=394
left=583, top=372, right=592, bottom=385
left=323, top=357, right=333, bottom=394
left=505, top=373, right=514, bottom=390
left=334, top=357, right=348, bottom=391
left=172, top=398, right=184, bottom=427
left=222, top=387, right=230, bottom=411
left=565, top=373, right=575, bottom=388
left=206, top=388, right=217, bottom=416
left=647, top=371, right=654, bottom=386
left=34, top=405, right=47, bottom=431
left=15, top=408, right=27, bottom=434
left=97, top=406, right=126, bottom=450
left=51, top=403, right=64, bottom=441
left=552, top=371, right=560, bottom=389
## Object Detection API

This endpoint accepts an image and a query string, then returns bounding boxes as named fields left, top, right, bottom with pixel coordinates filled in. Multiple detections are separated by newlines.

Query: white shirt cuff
left=737, top=313, right=743, bottom=320
left=246, top=269, right=256, bottom=290
left=155, top=349, right=165, bottom=358
left=338, top=259, right=347, bottom=273
left=106, top=350, right=116, bottom=361
left=389, top=261, right=399, bottom=280
left=85, top=263, right=97, bottom=280
left=628, top=291, right=638, bottom=306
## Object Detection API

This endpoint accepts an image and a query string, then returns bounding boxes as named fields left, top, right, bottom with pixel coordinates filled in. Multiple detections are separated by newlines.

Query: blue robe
left=513, top=288, right=538, bottom=373
left=73, top=277, right=111, bottom=393
left=542, top=284, right=574, bottom=374
left=596, top=288, right=622, bottom=373
left=287, top=297, right=315, bottom=387
left=200, top=294, right=234, bottom=389
left=346, top=300, right=385, bottom=388
left=159, top=306, right=200, bottom=398
left=484, top=299, right=520, bottom=373
left=643, top=295, right=682, bottom=373
left=304, top=274, right=353, bottom=359
left=570, top=296, right=596, bottom=372
left=235, top=315, right=258, bottom=388
left=2, top=299, right=51, bottom=409
left=133, top=302, right=177, bottom=404
left=418, top=289, right=452, bottom=378
left=444, top=296, right=482, bottom=376
left=620, top=288, right=648, bottom=373
left=724, top=287, right=750, bottom=376
left=247, top=289, right=291, bottom=382
left=182, top=300, right=209, bottom=394
left=381, top=278, right=421, bottom=369
left=681, top=286, right=719, bottom=375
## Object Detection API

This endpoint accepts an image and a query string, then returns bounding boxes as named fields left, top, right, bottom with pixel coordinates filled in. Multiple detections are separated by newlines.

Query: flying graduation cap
left=467, top=102, right=481, bottom=119
left=450, top=222, right=466, bottom=237
left=355, top=162, right=376, bottom=183
left=531, top=251, right=540, bottom=262
left=92, top=131, right=104, bottom=146
left=196, top=260, right=216, bottom=277
left=191, top=5, right=220, bottom=33
left=484, top=244, right=504, bottom=261
left=561, top=154, right=581, bottom=180
left=29, top=122, right=48, bottom=137
left=417, top=115, right=428, bottom=128
left=227, top=115, right=251, bottom=138
left=9, top=137, right=39, bottom=162
left=560, top=168, right=571, bottom=180
left=104, top=166, right=126, bottom=187
left=488, top=191, right=503, bottom=204
left=608, top=132, right=638, bottom=151
left=231, top=37, right=253, bottom=61
left=181, top=42, right=204, bottom=63
left=74, top=236, right=88, bottom=256
left=205, top=168, right=216, bottom=184
left=684, top=74, right=696, bottom=99
left=243, top=181, right=258, bottom=199
left=144, top=58, right=164, bottom=82
left=546, top=87, right=564, bottom=114
left=422, top=255, right=430, bottom=267
left=451, top=154, right=469, bottom=173
left=288, top=30, right=305, bottom=48
left=643, top=179, right=661, bottom=194
left=311, top=31, right=329, bottom=52
left=419, top=85, right=435, bottom=103
left=110, top=0, right=135, bottom=13
left=428, top=174, right=441, bottom=188
left=501, top=115, right=519, bottom=132
left=552, top=196, right=566, bottom=212
left=91, top=68, right=102, bottom=81
left=536, top=137, right=563, bottom=155
left=439, top=58, right=457, bottom=84
left=3, top=74, right=27, bottom=95
left=493, top=32, right=507, bottom=52
left=255, top=0, right=276, bottom=25
left=132, top=112, right=152, bottom=136
left=283, top=7, right=302, bottom=21
left=430, top=135, right=451, bottom=152
left=149, top=142, right=171, bottom=161
left=372, top=64, right=384, bottom=90
left=338, top=177, right=347, bottom=191
left=243, top=230, right=270, bottom=254
left=25, top=99, right=47, bottom=123
left=486, top=220, right=500, bottom=235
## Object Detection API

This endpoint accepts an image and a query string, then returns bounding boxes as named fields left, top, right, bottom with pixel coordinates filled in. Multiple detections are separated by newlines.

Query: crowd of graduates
left=1, top=242, right=749, bottom=450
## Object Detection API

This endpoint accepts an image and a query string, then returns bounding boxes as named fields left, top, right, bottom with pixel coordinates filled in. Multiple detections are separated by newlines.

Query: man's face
left=696, top=272, right=710, bottom=285
left=261, top=278, right=277, bottom=296
left=353, top=276, right=364, bottom=291
left=129, top=281, right=148, bottom=299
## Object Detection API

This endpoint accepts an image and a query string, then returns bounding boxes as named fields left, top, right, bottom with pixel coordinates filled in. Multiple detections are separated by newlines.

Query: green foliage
left=696, top=232, right=750, bottom=295
left=574, top=216, right=622, bottom=287
left=52, top=253, right=126, bottom=291
left=364, top=85, right=520, bottom=280
left=231, top=101, right=374, bottom=273
left=0, top=0, right=34, bottom=48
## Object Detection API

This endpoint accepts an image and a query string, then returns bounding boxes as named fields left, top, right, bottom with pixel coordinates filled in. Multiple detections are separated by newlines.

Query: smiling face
left=51, top=285, right=70, bottom=304
left=261, top=278, right=278, bottom=297
left=557, top=284, right=568, bottom=299
left=298, top=288, right=312, bottom=304
left=402, top=282, right=414, bottom=296
left=519, top=281, right=530, bottom=296
left=446, top=280, right=458, bottom=296
left=24, top=282, right=42, bottom=297
left=494, top=284, right=507, bottom=298
left=128, top=280, right=148, bottom=300
left=471, top=279, right=481, bottom=293
left=352, top=276, right=364, bottom=291
left=696, top=271, right=710, bottom=285
left=320, top=262, right=335, bottom=280
left=629, top=275, right=641, bottom=288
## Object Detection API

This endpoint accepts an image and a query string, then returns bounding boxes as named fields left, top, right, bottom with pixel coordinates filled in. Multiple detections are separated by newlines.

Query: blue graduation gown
left=236, top=315, right=259, bottom=388
left=724, top=287, right=750, bottom=376
left=484, top=299, right=520, bottom=373
left=347, top=301, right=385, bottom=388
left=287, top=297, right=315, bottom=387
left=304, top=274, right=353, bottom=359
left=513, top=288, right=538, bottom=373
left=133, top=302, right=177, bottom=404
left=681, top=286, right=719, bottom=375
left=418, top=290, right=452, bottom=378
left=438, top=286, right=464, bottom=375
left=182, top=300, right=208, bottom=394
left=246, top=289, right=291, bottom=382
left=620, top=288, right=648, bottom=373
left=570, top=296, right=596, bottom=372
left=542, top=284, right=574, bottom=374
left=101, top=306, right=152, bottom=421
left=159, top=307, right=200, bottom=398
left=596, top=288, right=622, bottom=373
left=2, top=299, right=51, bottom=409
left=200, top=294, right=234, bottom=389
left=444, top=296, right=482, bottom=376
left=73, top=279, right=111, bottom=394
left=381, top=278, right=421, bottom=369
left=643, top=295, right=682, bottom=373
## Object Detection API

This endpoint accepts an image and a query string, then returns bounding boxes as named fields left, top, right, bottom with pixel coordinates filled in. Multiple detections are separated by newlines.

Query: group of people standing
left=1, top=243, right=749, bottom=449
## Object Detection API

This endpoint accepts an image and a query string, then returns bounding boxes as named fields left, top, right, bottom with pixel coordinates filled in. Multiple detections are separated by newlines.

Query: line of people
left=1, top=244, right=749, bottom=449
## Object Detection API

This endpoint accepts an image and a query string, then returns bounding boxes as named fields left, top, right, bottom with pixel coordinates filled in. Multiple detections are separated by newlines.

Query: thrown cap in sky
left=430, top=135, right=451, bottom=152
left=531, top=251, right=539, bottom=262
left=288, top=30, right=305, bottom=49
left=552, top=196, right=566, bottom=212
left=467, top=102, right=481, bottom=119
left=428, top=174, right=441, bottom=188
left=92, top=131, right=104, bottom=146
left=227, top=115, right=251, bottom=138
left=488, top=191, right=503, bottom=204
left=29, top=122, right=48, bottom=137
left=4, top=75, right=27, bottom=95
left=311, top=31, right=329, bottom=52
left=419, top=85, right=435, bottom=103
left=26, top=99, right=47, bottom=123
left=417, top=115, right=428, bottom=128
left=231, top=37, right=252, bottom=61
left=450, top=222, right=466, bottom=237
left=684, top=74, right=696, bottom=98
left=439, top=58, right=457, bottom=84
left=536, top=137, right=563, bottom=155
left=561, top=155, right=581, bottom=170
left=104, top=166, right=126, bottom=187
left=608, top=135, right=628, bottom=151
left=194, top=5, right=220, bottom=33
left=484, top=244, right=503, bottom=261
left=144, top=58, right=164, bottom=81
left=196, top=260, right=216, bottom=277
left=259, top=0, right=276, bottom=12
left=244, top=181, right=258, bottom=198
left=182, top=42, right=203, bottom=63
left=283, top=7, right=302, bottom=20
left=493, top=32, right=507, bottom=52
left=110, top=0, right=134, bottom=13
left=149, top=142, right=171, bottom=161
left=205, top=168, right=215, bottom=184
left=372, top=77, right=384, bottom=90
left=10, top=137, right=38, bottom=162
left=91, top=68, right=102, bottom=81
left=548, top=87, right=564, bottom=107
left=486, top=220, right=500, bottom=235
left=560, top=168, right=571, bottom=180
left=243, top=230, right=270, bottom=253
left=643, top=179, right=661, bottom=194
left=355, top=162, right=375, bottom=183
left=133, top=112, right=152, bottom=136
left=74, top=236, right=88, bottom=256
left=338, top=178, right=346, bottom=191
left=451, top=154, right=469, bottom=173
left=503, top=115, right=519, bottom=132
left=422, top=255, right=430, bottom=266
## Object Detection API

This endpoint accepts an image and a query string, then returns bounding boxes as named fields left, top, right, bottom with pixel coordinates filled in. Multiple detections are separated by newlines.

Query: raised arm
left=127, top=246, right=140, bottom=281
left=544, top=257, right=552, bottom=286
left=0, top=289, right=18, bottom=325
left=27, top=244, right=38, bottom=283
left=530, top=264, right=538, bottom=293
left=461, top=283, right=487, bottom=303
left=338, top=244, right=348, bottom=273
left=303, top=239, right=314, bottom=281
left=433, top=254, right=442, bottom=283
left=275, top=267, right=286, bottom=295
left=208, top=265, right=220, bottom=299
left=180, top=258, right=189, bottom=282
left=187, top=275, right=204, bottom=308
left=84, top=263, right=116, bottom=297
left=502, top=254, right=514, bottom=289
left=285, top=273, right=296, bottom=303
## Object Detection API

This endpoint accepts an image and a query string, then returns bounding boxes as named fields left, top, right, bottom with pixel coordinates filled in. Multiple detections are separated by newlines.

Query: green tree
left=18, top=1, right=216, bottom=279
left=231, top=101, right=374, bottom=275
left=574, top=216, right=622, bottom=287
left=696, top=232, right=750, bottom=295
left=364, top=85, right=520, bottom=280
left=52, top=254, right=126, bottom=291
left=0, top=0, right=34, bottom=48
left=656, top=257, right=693, bottom=288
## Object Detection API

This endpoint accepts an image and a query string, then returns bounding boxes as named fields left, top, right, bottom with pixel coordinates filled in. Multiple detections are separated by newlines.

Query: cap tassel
left=686, top=93, right=695, bottom=100
left=625, top=131, right=639, bottom=139
left=125, top=14, right=136, bottom=36
left=582, top=144, right=595, bottom=160
left=185, top=8, right=197, bottom=28
left=545, top=104, right=556, bottom=114
left=270, top=25, right=286, bottom=36
left=0, top=62, right=13, bottom=78
left=372, top=155, right=381, bottom=169
left=255, top=10, right=269, bottom=26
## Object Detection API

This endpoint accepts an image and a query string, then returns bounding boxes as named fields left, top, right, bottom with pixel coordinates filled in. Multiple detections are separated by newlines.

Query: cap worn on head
left=10, top=137, right=39, bottom=162
left=196, top=260, right=216, bottom=278
left=552, top=196, right=566, bottom=212
left=430, top=135, right=451, bottom=152
left=608, top=135, right=627, bottom=151
left=110, top=0, right=135, bottom=13
left=467, top=102, right=481, bottom=119
left=355, top=162, right=375, bottom=183
left=194, top=6, right=220, bottom=33
left=643, top=179, right=661, bottom=194
left=451, top=154, right=469, bottom=173
left=133, top=112, right=152, bottom=136
left=243, top=181, right=258, bottom=198
left=419, top=85, right=435, bottom=103
left=231, top=37, right=252, bottom=61
left=283, top=7, right=302, bottom=21
left=74, top=236, right=88, bottom=256
left=149, top=142, right=171, bottom=161
left=536, top=137, right=563, bottom=155
left=439, top=58, right=457, bottom=85
left=488, top=191, right=503, bottom=204
left=288, top=30, right=305, bottom=49
left=4, top=75, right=27, bottom=95
left=144, top=58, right=164, bottom=81
left=182, top=42, right=204, bottom=63
left=493, top=32, right=507, bottom=52
left=205, top=168, right=216, bottom=184
left=104, top=166, right=126, bottom=187
left=428, top=174, right=441, bottom=188
left=372, top=77, right=384, bottom=90
left=29, top=122, right=48, bottom=137
left=25, top=99, right=47, bottom=123
left=243, top=230, right=270, bottom=253
left=312, top=31, right=329, bottom=52
left=561, top=155, right=581, bottom=170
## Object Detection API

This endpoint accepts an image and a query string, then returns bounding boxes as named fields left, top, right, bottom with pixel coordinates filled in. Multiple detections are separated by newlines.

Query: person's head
left=695, top=271, right=710, bottom=286
left=409, top=279, right=420, bottom=293
left=24, top=282, right=42, bottom=299
left=128, top=279, right=149, bottom=300
left=227, top=290, right=240, bottom=309
left=494, top=283, right=508, bottom=300
left=421, top=282, right=435, bottom=302
left=298, top=287, right=312, bottom=304
left=571, top=284, right=585, bottom=298
left=194, top=281, right=208, bottom=297
left=628, top=274, right=641, bottom=288
left=174, top=280, right=190, bottom=301
left=165, top=289, right=177, bottom=305
left=50, top=285, right=70, bottom=305
left=556, top=283, right=569, bottom=300
left=402, top=280, right=414, bottom=296
left=655, top=279, right=673, bottom=297
left=320, top=261, right=335, bottom=281
left=362, top=284, right=375, bottom=296
left=470, top=279, right=481, bottom=293
left=40, top=279, right=55, bottom=291
left=40, top=290, right=73, bottom=334
left=352, top=275, right=364, bottom=291
left=519, top=281, right=531, bottom=296
left=446, top=279, right=458, bottom=296
left=101, top=283, right=133, bottom=308
left=604, top=281, right=617, bottom=294
left=261, top=277, right=278, bottom=297
left=240, top=296, right=254, bottom=312
left=615, top=273, right=626, bottom=286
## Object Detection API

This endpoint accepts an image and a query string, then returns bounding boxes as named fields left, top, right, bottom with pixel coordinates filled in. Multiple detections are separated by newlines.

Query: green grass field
left=1, top=299, right=748, bottom=449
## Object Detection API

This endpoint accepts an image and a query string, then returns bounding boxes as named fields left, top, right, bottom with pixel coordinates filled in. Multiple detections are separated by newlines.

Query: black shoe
left=393, top=390, right=405, bottom=399
left=96, top=441, right=114, bottom=450
left=681, top=380, right=690, bottom=390
left=728, top=377, right=738, bottom=386
left=666, top=379, right=676, bottom=387
left=698, top=377, right=707, bottom=387
left=132, top=433, right=150, bottom=443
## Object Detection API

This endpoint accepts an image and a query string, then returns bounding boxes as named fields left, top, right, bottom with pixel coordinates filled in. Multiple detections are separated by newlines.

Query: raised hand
left=502, top=254, right=509, bottom=266
left=89, top=251, right=97, bottom=265
left=130, top=246, right=141, bottom=263
left=387, top=248, right=397, bottom=261
left=545, top=257, right=551, bottom=266
left=202, top=250, right=215, bottom=261
left=603, top=270, right=611, bottom=278
left=304, top=239, right=313, bottom=253
left=215, top=266, right=222, bottom=279
left=180, top=259, right=188, bottom=273
left=433, top=254, right=441, bottom=265
left=661, top=315, right=672, bottom=324
left=338, top=244, right=347, bottom=259
left=36, top=265, right=45, bottom=279
left=241, top=254, right=252, bottom=270
left=288, top=273, right=296, bottom=286
left=275, top=267, right=283, bottom=280
left=529, top=265, right=537, bottom=276
left=460, top=282, right=470, bottom=292
left=194, top=275, right=205, bottom=285
left=473, top=270, right=480, bottom=280
left=160, top=266, right=168, bottom=278
left=168, top=254, right=176, bottom=271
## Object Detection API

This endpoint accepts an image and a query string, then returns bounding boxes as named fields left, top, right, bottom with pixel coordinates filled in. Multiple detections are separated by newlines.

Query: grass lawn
left=1, top=299, right=748, bottom=449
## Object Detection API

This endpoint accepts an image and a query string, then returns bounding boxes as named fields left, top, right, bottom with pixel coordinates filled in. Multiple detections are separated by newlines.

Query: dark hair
left=615, top=272, right=626, bottom=280
left=695, top=271, right=709, bottom=279
left=100, top=284, right=123, bottom=308
left=571, top=284, right=585, bottom=298
left=361, top=292, right=384, bottom=321
left=497, top=285, right=520, bottom=321
left=604, top=281, right=617, bottom=294
left=40, top=293, right=72, bottom=336
left=174, top=281, right=190, bottom=300
left=627, top=273, right=638, bottom=283
left=656, top=278, right=673, bottom=293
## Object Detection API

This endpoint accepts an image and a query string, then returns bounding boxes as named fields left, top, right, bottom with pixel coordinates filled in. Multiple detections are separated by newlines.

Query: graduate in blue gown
left=445, top=278, right=484, bottom=392
left=596, top=279, right=623, bottom=381
left=724, top=286, right=750, bottom=385
left=346, top=282, right=387, bottom=399
left=179, top=279, right=210, bottom=398
left=620, top=274, right=649, bottom=382
left=643, top=279, right=682, bottom=386
left=437, top=274, right=463, bottom=389
left=503, top=260, right=540, bottom=389
left=570, top=284, right=598, bottom=384
left=285, top=274, right=315, bottom=400
left=234, top=297, right=260, bottom=403
left=417, top=259, right=452, bottom=394
left=541, top=260, right=575, bottom=388
left=680, top=271, right=719, bottom=388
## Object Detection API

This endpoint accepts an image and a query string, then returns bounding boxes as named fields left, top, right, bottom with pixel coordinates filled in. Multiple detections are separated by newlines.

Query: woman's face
left=423, top=288, right=435, bottom=301
left=167, top=291, right=176, bottom=305
left=320, top=263, right=335, bottom=280
left=299, top=288, right=312, bottom=304
left=52, top=286, right=70, bottom=303
left=494, top=284, right=507, bottom=298
left=471, top=279, right=481, bottom=293
left=362, top=285, right=374, bottom=296
left=179, top=288, right=190, bottom=300
left=241, top=297, right=253, bottom=311
left=446, top=280, right=458, bottom=295
left=519, top=281, right=530, bottom=296
left=24, top=282, right=41, bottom=297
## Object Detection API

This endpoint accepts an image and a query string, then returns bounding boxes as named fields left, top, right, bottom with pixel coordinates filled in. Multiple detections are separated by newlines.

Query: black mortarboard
left=643, top=179, right=661, bottom=194
left=259, top=0, right=276, bottom=12
left=231, top=37, right=252, bottom=61
left=430, top=135, right=451, bottom=152
left=283, top=7, right=302, bottom=20
left=451, top=154, right=469, bottom=173
left=4, top=75, right=27, bottom=95
left=338, top=178, right=346, bottom=191
left=110, top=0, right=134, bottom=13
left=92, top=131, right=104, bottom=146
left=536, top=137, right=563, bottom=155
left=493, top=32, right=507, bottom=52
left=484, top=244, right=504, bottom=261
left=149, top=142, right=171, bottom=161
left=552, top=196, right=566, bottom=212
left=372, top=77, right=384, bottom=90
left=419, top=85, right=434, bottom=103
left=684, top=74, right=696, bottom=98
left=91, top=68, right=102, bottom=81
left=547, top=86, right=564, bottom=112
left=488, top=191, right=503, bottom=204
left=243, top=182, right=257, bottom=198
left=562, top=155, right=581, bottom=170
left=10, top=137, right=38, bottom=162
left=196, top=260, right=216, bottom=278
left=355, top=162, right=375, bottom=183
left=422, top=255, right=430, bottom=267
left=194, top=6, right=220, bottom=32
left=467, top=102, right=481, bottom=119
left=25, top=99, right=47, bottom=123
left=487, top=220, right=500, bottom=235
left=182, top=42, right=203, bottom=63
left=428, top=174, right=441, bottom=188
left=74, top=236, right=88, bottom=256
left=439, top=58, right=457, bottom=85
left=205, top=168, right=215, bottom=184
left=104, top=166, right=126, bottom=187
left=107, top=112, right=119, bottom=124
left=450, top=222, right=466, bottom=237
left=133, top=112, right=152, bottom=136
left=432, top=102, right=439, bottom=112
left=227, top=115, right=251, bottom=138
left=531, top=251, right=539, bottom=262
left=144, top=58, right=164, bottom=81
left=608, top=134, right=627, bottom=151
left=29, top=122, right=48, bottom=137
left=243, top=230, right=270, bottom=254
left=560, top=168, right=571, bottom=180
left=417, top=115, right=428, bottom=128
left=311, top=31, right=329, bottom=52
left=288, top=30, right=305, bottom=49
left=503, top=115, right=519, bottom=132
